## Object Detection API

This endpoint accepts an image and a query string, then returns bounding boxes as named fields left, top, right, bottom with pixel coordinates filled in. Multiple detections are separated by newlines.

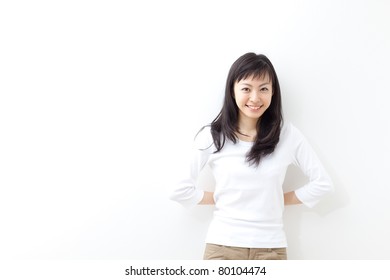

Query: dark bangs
left=234, top=59, right=275, bottom=86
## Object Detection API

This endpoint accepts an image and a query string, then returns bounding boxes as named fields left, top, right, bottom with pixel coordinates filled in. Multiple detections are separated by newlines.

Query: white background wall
left=1, top=0, right=389, bottom=260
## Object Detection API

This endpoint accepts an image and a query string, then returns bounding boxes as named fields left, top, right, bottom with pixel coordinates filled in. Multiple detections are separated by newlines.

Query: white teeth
left=247, top=105, right=260, bottom=110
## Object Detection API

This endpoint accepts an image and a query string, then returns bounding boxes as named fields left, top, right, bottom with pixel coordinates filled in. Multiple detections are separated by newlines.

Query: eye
left=260, top=87, right=270, bottom=92
left=241, top=87, right=250, bottom=92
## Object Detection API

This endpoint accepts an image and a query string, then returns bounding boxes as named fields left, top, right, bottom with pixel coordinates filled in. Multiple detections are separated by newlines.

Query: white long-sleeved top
left=170, top=122, right=334, bottom=248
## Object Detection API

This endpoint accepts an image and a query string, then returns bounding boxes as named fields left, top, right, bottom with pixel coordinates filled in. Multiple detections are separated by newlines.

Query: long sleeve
left=169, top=127, right=213, bottom=208
left=291, top=126, right=334, bottom=208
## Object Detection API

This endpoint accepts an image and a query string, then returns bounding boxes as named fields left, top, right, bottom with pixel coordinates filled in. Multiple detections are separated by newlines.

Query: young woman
left=170, top=52, right=333, bottom=260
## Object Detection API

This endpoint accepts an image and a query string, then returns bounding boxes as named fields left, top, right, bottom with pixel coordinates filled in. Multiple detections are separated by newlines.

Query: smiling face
left=233, top=74, right=273, bottom=125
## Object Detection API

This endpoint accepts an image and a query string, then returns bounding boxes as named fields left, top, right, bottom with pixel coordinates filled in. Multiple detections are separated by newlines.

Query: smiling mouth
left=246, top=105, right=262, bottom=110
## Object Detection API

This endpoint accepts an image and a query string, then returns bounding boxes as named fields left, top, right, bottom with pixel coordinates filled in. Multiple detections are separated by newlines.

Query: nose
left=249, top=90, right=261, bottom=102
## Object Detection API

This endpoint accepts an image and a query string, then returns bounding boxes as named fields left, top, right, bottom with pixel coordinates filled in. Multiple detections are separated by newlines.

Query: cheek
left=234, top=94, right=247, bottom=106
left=262, top=95, right=273, bottom=107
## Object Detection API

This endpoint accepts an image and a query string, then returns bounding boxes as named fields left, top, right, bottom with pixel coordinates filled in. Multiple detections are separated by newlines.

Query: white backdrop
left=1, top=0, right=389, bottom=260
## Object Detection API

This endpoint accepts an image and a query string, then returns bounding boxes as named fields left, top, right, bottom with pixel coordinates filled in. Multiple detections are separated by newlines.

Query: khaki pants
left=203, top=243, right=287, bottom=260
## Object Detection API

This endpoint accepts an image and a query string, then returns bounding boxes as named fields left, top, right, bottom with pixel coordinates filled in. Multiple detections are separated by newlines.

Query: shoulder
left=193, top=125, right=214, bottom=150
left=280, top=121, right=306, bottom=144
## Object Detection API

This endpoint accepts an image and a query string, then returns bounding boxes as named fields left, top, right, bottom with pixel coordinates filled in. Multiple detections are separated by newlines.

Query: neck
left=237, top=117, right=259, bottom=139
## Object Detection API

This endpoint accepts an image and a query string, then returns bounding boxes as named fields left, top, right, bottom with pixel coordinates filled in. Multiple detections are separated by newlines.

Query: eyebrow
left=239, top=82, right=271, bottom=87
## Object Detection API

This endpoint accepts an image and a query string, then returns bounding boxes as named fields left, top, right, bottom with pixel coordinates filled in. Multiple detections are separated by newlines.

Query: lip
left=246, top=105, right=262, bottom=110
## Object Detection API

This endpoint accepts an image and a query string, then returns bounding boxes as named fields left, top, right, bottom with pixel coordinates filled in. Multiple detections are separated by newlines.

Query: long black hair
left=209, top=52, right=283, bottom=166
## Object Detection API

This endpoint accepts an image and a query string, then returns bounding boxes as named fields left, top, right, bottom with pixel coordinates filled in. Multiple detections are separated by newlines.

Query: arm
left=170, top=127, right=213, bottom=208
left=284, top=191, right=302, bottom=206
left=290, top=125, right=334, bottom=208
left=199, top=191, right=215, bottom=205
